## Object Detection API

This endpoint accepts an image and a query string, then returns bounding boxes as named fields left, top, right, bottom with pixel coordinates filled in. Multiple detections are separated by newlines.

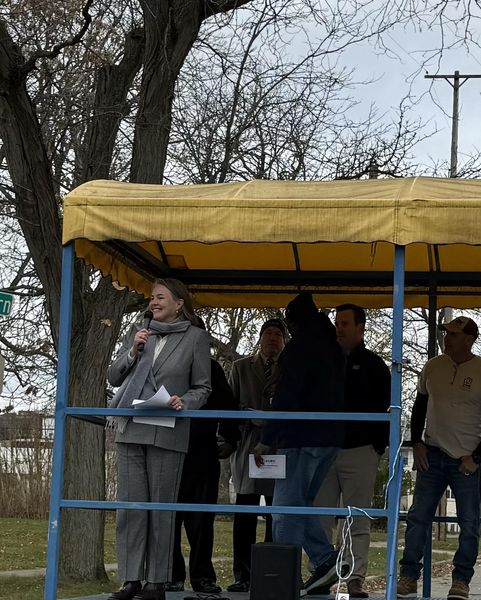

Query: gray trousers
left=116, top=442, right=184, bottom=583
left=314, top=444, right=381, bottom=582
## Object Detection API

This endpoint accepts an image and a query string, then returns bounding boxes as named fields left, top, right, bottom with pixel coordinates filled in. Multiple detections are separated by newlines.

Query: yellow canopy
left=62, top=176, right=481, bottom=308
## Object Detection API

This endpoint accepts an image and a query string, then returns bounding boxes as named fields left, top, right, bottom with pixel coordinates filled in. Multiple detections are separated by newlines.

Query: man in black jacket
left=165, top=359, right=240, bottom=594
left=255, top=292, right=348, bottom=596
left=315, top=304, right=391, bottom=598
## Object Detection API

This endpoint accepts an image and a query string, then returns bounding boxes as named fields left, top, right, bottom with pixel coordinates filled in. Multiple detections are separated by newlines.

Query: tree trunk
left=0, top=0, right=252, bottom=583
left=77, top=27, right=145, bottom=185
left=131, top=1, right=203, bottom=183
left=59, top=279, right=129, bottom=582
left=0, top=20, right=141, bottom=581
left=58, top=25, right=145, bottom=580
left=0, top=21, right=63, bottom=342
left=131, top=0, right=252, bottom=183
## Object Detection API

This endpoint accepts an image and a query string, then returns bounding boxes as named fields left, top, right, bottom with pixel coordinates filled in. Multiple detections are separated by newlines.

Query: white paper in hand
left=132, top=385, right=175, bottom=427
left=248, top=454, right=286, bottom=479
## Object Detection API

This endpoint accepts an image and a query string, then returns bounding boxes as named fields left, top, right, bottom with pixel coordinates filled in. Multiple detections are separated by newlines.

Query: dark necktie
left=264, top=357, right=273, bottom=380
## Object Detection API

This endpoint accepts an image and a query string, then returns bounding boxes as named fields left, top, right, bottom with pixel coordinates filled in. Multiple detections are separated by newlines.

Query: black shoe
left=312, top=584, right=333, bottom=595
left=192, top=578, right=222, bottom=593
left=132, top=582, right=166, bottom=600
left=304, top=552, right=350, bottom=595
left=226, top=580, right=250, bottom=592
left=164, top=581, right=184, bottom=592
left=108, top=581, right=142, bottom=600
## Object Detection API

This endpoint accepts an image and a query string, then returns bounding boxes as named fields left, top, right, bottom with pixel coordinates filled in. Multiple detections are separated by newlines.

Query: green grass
left=0, top=518, right=116, bottom=572
left=371, top=527, right=459, bottom=553
left=1, top=577, right=116, bottom=600
left=0, top=519, right=49, bottom=571
left=0, top=517, right=456, bottom=600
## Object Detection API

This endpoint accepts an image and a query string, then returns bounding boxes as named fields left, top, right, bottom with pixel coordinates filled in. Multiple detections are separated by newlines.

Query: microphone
left=137, top=310, right=153, bottom=353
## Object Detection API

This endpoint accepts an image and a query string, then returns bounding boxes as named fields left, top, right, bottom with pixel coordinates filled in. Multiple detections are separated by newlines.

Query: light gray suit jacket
left=229, top=353, right=279, bottom=495
left=108, top=323, right=211, bottom=453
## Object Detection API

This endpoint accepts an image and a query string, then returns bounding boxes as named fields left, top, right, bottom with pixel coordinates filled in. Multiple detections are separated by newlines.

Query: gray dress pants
left=116, top=442, right=184, bottom=582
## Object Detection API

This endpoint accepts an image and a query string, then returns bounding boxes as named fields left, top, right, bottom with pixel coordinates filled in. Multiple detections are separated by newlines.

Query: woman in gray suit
left=107, top=279, right=211, bottom=600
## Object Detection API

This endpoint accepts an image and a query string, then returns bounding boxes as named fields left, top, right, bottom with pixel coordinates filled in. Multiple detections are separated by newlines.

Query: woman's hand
left=168, top=395, right=184, bottom=411
left=130, top=328, right=150, bottom=356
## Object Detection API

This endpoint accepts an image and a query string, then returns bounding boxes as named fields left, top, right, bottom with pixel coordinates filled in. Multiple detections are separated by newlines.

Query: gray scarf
left=107, top=319, right=191, bottom=432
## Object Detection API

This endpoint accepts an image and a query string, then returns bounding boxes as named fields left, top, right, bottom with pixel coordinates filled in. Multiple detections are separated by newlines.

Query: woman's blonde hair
left=152, top=278, right=196, bottom=324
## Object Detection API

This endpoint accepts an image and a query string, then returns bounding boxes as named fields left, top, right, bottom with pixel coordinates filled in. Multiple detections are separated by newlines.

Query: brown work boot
left=348, top=579, right=369, bottom=598
left=396, top=576, right=417, bottom=598
left=448, top=579, right=469, bottom=600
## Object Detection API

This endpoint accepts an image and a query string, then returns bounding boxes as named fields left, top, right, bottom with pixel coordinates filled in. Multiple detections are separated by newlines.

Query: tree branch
left=20, top=0, right=94, bottom=77
left=204, top=0, right=253, bottom=17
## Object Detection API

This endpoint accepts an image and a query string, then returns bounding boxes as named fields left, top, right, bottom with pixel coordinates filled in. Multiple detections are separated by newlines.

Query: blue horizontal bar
left=60, top=499, right=388, bottom=517
left=66, top=407, right=391, bottom=421
left=398, top=512, right=463, bottom=523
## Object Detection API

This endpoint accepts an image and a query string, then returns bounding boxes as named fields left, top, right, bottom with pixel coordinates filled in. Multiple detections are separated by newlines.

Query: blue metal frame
left=45, top=243, right=75, bottom=600
left=423, top=529, right=434, bottom=597
left=385, top=245, right=405, bottom=600
left=44, top=242, right=407, bottom=600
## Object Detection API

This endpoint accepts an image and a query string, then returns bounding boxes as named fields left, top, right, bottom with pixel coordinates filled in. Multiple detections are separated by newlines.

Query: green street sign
left=0, top=292, right=13, bottom=316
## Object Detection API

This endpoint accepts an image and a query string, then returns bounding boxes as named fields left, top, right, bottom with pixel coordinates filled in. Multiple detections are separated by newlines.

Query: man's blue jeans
left=272, top=446, right=338, bottom=569
left=400, top=446, right=480, bottom=584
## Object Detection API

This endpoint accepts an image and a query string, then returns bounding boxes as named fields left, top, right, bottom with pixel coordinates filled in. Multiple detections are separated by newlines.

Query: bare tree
left=0, top=0, right=253, bottom=583
left=1, top=0, right=481, bottom=585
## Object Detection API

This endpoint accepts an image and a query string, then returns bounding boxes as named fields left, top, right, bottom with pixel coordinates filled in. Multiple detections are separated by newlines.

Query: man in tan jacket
left=227, top=318, right=287, bottom=593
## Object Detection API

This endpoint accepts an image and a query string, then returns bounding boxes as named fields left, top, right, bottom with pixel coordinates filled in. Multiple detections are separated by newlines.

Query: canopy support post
left=385, top=244, right=405, bottom=600
left=421, top=282, right=438, bottom=597
left=44, top=243, right=75, bottom=600
left=427, top=281, right=438, bottom=359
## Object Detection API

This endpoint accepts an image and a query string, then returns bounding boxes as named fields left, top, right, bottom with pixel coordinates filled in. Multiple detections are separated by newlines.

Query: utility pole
left=424, top=71, right=481, bottom=542
left=425, top=71, right=481, bottom=177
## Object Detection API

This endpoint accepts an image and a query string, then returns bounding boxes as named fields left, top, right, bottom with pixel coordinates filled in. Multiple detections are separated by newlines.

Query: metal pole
left=425, top=71, right=481, bottom=178
left=422, top=533, right=434, bottom=597
left=427, top=283, right=437, bottom=359
left=450, top=71, right=460, bottom=178
left=44, top=244, right=75, bottom=600
left=385, top=244, right=405, bottom=600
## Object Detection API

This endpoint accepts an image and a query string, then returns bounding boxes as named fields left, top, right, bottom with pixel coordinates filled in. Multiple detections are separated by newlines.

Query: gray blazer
left=229, top=353, right=278, bottom=495
left=108, top=323, right=211, bottom=453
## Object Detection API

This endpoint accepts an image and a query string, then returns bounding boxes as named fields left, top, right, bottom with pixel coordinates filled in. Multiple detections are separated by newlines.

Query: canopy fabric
left=63, top=177, right=481, bottom=309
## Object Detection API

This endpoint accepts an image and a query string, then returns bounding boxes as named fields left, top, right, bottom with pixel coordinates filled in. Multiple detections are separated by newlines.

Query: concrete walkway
left=0, top=563, right=117, bottom=579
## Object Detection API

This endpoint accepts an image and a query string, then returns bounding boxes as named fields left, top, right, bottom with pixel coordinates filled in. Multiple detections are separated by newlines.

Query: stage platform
left=62, top=593, right=249, bottom=600
left=62, top=567, right=481, bottom=600
left=63, top=594, right=481, bottom=600
left=64, top=590, right=464, bottom=600
left=62, top=592, right=249, bottom=600
left=62, top=595, right=340, bottom=600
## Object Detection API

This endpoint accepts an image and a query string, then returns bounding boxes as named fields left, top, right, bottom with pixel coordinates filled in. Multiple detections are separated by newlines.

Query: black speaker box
left=250, top=542, right=301, bottom=600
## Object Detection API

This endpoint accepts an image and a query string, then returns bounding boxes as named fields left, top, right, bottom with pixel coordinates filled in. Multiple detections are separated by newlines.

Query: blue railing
left=44, top=242, right=405, bottom=600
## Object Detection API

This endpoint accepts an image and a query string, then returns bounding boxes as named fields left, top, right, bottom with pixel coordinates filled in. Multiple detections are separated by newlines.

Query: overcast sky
left=339, top=18, right=481, bottom=173
left=2, top=3, right=481, bottom=413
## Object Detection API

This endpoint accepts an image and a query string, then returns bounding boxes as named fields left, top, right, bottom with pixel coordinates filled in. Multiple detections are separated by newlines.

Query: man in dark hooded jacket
left=255, top=292, right=347, bottom=596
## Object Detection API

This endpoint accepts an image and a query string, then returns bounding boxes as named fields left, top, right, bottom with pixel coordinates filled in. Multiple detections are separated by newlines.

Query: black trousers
left=232, top=493, right=273, bottom=582
left=171, top=451, right=220, bottom=585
